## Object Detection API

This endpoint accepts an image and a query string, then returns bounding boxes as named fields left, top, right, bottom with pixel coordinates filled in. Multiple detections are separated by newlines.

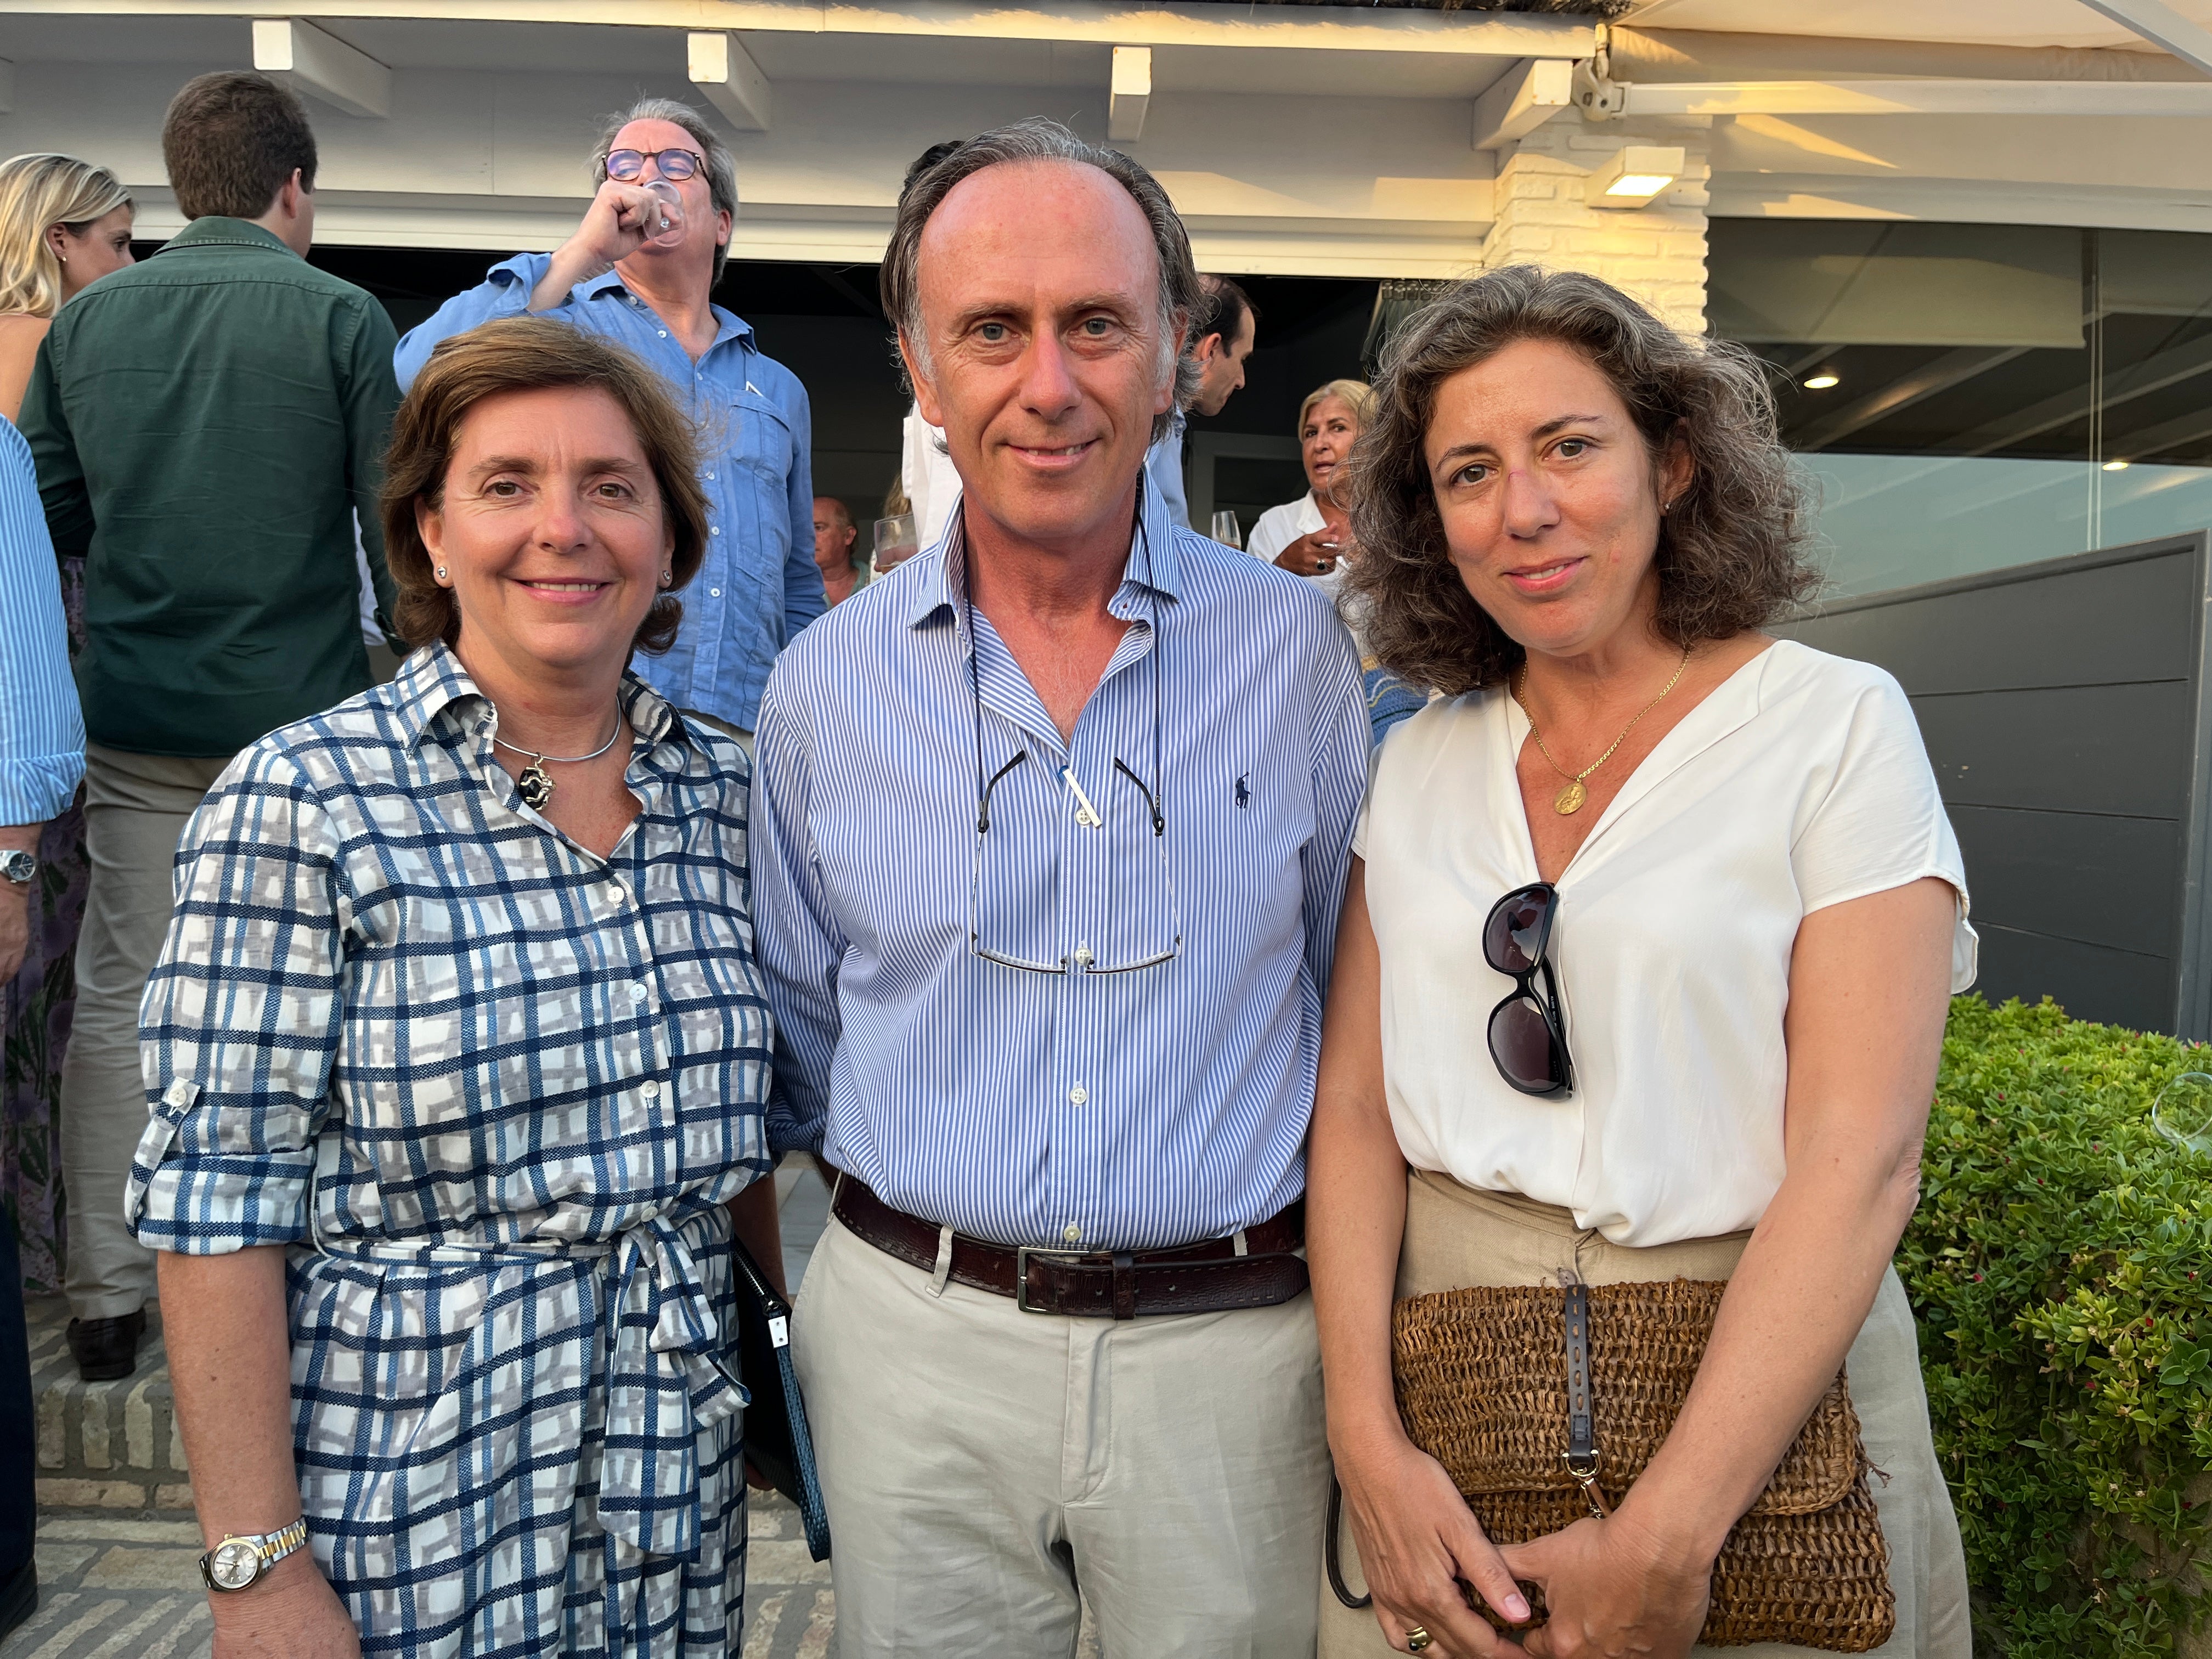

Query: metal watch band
left=199, top=1517, right=310, bottom=1593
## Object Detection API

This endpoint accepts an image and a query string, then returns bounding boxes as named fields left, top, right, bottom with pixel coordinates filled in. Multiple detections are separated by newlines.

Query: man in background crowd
left=1143, top=272, right=1260, bottom=528
left=814, top=494, right=869, bottom=605
left=0, top=410, right=84, bottom=1635
left=397, top=95, right=820, bottom=745
left=22, top=70, right=400, bottom=1382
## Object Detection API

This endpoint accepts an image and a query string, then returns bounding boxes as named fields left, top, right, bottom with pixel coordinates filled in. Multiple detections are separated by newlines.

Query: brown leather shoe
left=66, top=1310, right=145, bottom=1383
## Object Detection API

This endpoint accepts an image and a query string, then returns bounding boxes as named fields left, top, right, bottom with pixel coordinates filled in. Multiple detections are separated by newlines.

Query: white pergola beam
left=250, top=17, right=390, bottom=118
left=17, top=1, right=1594, bottom=61
left=1621, top=78, right=2212, bottom=117
left=1109, top=44, right=1150, bottom=142
left=1472, top=58, right=1574, bottom=150
left=2072, top=0, right=2212, bottom=77
left=687, top=31, right=770, bottom=131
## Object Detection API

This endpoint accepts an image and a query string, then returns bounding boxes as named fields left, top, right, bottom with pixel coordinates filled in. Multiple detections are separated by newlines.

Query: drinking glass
left=2154, top=1071, right=2212, bottom=1155
left=1210, top=510, right=1243, bottom=550
left=640, top=179, right=685, bottom=248
left=873, top=512, right=920, bottom=570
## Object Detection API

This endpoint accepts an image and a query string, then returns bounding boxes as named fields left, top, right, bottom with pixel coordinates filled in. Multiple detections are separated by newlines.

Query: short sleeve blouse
left=1354, top=640, right=1976, bottom=1248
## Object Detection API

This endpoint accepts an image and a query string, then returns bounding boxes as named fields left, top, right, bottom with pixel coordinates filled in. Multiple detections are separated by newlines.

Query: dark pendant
left=516, top=760, right=555, bottom=811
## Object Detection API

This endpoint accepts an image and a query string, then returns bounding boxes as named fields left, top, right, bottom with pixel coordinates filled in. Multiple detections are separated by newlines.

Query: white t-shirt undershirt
left=1354, top=639, right=1976, bottom=1248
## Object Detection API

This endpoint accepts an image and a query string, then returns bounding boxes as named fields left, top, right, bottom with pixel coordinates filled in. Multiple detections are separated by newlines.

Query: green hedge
left=1905, top=995, right=2212, bottom=1656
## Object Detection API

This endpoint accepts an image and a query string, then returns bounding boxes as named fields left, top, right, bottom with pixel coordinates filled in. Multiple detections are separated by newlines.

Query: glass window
left=1707, top=221, right=2212, bottom=597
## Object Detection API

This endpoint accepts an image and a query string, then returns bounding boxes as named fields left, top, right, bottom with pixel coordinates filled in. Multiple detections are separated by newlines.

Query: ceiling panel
left=1623, top=0, right=2210, bottom=50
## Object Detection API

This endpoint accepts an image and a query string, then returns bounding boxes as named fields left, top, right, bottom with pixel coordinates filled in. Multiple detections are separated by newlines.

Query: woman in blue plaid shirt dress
left=128, top=319, right=781, bottom=1658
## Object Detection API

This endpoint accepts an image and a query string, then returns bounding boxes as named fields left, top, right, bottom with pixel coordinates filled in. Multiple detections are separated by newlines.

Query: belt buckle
left=1014, top=1245, right=1092, bottom=1314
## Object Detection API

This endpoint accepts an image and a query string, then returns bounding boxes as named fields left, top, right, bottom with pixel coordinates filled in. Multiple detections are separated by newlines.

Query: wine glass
left=873, top=512, right=920, bottom=571
left=1210, top=510, right=1243, bottom=550
left=640, top=179, right=685, bottom=248
left=2153, top=1071, right=2212, bottom=1155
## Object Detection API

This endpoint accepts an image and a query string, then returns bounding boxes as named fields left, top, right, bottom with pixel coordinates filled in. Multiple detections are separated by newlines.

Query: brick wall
left=1482, top=110, right=1712, bottom=335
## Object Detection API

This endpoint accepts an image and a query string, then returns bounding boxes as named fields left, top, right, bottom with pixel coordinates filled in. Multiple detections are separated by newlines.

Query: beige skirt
left=1318, top=1170, right=1971, bottom=1658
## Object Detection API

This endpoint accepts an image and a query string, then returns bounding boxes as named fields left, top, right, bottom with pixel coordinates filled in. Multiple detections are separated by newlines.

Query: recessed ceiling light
left=2102, top=459, right=2131, bottom=471
left=1803, top=373, right=1840, bottom=390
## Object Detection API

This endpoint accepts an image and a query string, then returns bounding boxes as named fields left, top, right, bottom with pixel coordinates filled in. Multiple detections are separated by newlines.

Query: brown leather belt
left=830, top=1175, right=1308, bottom=1319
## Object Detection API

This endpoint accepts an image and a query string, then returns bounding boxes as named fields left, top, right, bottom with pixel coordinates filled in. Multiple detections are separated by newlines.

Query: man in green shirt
left=21, top=70, right=400, bottom=1381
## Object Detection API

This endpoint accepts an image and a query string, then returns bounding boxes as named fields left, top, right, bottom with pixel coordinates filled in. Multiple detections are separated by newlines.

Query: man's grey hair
left=879, top=118, right=1201, bottom=444
left=592, top=96, right=739, bottom=285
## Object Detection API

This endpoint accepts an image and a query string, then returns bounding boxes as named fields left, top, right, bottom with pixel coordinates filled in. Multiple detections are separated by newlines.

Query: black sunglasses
left=1483, top=882, right=1573, bottom=1097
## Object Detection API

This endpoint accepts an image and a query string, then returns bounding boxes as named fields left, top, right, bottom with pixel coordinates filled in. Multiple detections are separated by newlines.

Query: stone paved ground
left=7, top=1166, right=1103, bottom=1658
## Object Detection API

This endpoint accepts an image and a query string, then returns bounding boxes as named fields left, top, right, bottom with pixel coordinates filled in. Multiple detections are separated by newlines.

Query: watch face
left=0, top=851, right=32, bottom=883
left=210, top=1538, right=262, bottom=1590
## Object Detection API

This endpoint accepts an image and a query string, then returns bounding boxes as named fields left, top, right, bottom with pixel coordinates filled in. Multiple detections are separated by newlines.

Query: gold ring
left=1406, top=1629, right=1433, bottom=1654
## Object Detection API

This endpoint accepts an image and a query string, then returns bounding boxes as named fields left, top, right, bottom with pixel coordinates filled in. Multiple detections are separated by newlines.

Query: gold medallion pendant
left=1554, top=779, right=1588, bottom=816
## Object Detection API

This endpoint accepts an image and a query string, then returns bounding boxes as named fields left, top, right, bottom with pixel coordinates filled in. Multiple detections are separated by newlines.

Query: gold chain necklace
left=1514, top=644, right=1692, bottom=816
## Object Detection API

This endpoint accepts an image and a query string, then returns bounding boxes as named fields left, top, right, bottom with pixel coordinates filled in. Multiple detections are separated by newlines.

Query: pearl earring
left=435, top=565, right=448, bottom=580
left=660, top=569, right=672, bottom=587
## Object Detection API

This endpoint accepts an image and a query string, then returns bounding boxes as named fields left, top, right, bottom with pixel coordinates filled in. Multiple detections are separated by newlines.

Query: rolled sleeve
left=0, top=416, right=83, bottom=823
left=748, top=674, right=843, bottom=1156
left=131, top=744, right=347, bottom=1252
left=393, top=253, right=544, bottom=390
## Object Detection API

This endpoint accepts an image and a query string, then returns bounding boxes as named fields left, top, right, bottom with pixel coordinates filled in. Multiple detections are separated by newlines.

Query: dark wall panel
left=1793, top=549, right=2197, bottom=695
left=1910, top=682, right=2194, bottom=819
left=1948, top=805, right=2181, bottom=960
left=1972, top=921, right=2174, bottom=1031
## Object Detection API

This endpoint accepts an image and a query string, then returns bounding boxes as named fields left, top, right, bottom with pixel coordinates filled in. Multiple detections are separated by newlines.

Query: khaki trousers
left=793, top=1210, right=1331, bottom=1658
left=59, top=744, right=232, bottom=1321
left=1319, top=1172, right=1971, bottom=1659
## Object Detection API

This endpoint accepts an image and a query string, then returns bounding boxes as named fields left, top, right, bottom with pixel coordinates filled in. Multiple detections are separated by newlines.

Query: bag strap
left=1560, top=1273, right=1612, bottom=1518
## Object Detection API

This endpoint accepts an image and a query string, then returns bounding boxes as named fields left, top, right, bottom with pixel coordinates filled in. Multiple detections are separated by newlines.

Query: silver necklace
left=492, top=707, right=623, bottom=810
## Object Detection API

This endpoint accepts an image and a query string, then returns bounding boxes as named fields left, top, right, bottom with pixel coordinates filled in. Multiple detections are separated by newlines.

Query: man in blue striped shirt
left=752, top=121, right=1367, bottom=1655
left=0, top=411, right=85, bottom=1638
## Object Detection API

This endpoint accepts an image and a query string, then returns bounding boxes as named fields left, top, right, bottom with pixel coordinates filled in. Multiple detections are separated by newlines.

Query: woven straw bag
left=1390, top=1278, right=1895, bottom=1652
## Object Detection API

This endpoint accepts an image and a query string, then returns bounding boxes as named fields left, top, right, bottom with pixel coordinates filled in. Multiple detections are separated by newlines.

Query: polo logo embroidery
left=1235, top=774, right=1250, bottom=808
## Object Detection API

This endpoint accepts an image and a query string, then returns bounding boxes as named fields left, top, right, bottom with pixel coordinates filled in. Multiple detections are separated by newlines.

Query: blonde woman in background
left=1249, top=377, right=1375, bottom=591
left=0, top=153, right=133, bottom=421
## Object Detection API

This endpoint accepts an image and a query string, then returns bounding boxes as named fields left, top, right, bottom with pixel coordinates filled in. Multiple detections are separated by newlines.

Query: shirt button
left=709, top=587, right=722, bottom=597
left=657, top=329, right=668, bottom=337
left=641, top=1079, right=661, bottom=1099
left=163, top=1080, right=191, bottom=1108
left=710, top=526, right=721, bottom=537
left=629, top=982, right=649, bottom=1005
left=1072, top=944, right=1094, bottom=969
left=1068, top=1084, right=1087, bottom=1105
left=607, top=882, right=629, bottom=907
left=1062, top=1223, right=1082, bottom=1245
left=705, top=472, right=715, bottom=481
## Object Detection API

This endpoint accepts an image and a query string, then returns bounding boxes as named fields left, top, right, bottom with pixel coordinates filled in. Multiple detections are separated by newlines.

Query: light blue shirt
left=1144, top=407, right=1189, bottom=529
left=0, top=415, right=84, bottom=824
left=751, top=475, right=1368, bottom=1250
left=396, top=257, right=825, bottom=733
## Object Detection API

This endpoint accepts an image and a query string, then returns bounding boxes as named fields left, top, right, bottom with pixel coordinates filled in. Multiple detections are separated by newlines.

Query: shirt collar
left=904, top=466, right=1184, bottom=634
left=575, top=265, right=754, bottom=350
left=158, top=216, right=301, bottom=258
left=391, top=640, right=689, bottom=755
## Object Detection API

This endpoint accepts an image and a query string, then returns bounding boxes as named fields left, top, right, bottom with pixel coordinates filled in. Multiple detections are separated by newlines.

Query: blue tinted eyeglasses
left=605, top=147, right=704, bottom=183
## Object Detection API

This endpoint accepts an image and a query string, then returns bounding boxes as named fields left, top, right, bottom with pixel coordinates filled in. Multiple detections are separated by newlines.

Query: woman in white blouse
left=1308, top=267, right=1974, bottom=1659
left=1248, top=379, right=1373, bottom=587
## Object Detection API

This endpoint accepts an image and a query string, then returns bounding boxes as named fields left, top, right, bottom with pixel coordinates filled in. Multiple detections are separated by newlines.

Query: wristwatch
left=0, top=849, right=34, bottom=887
left=200, top=1519, right=310, bottom=1592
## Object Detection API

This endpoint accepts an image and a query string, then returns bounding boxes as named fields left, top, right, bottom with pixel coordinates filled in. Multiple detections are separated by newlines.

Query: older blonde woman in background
left=1250, top=378, right=1374, bottom=594
left=1309, top=266, right=1974, bottom=1658
left=0, top=153, right=133, bottom=421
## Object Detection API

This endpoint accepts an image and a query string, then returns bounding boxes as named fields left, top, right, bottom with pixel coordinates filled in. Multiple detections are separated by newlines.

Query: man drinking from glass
left=397, top=96, right=821, bottom=745
left=750, top=119, right=1368, bottom=1656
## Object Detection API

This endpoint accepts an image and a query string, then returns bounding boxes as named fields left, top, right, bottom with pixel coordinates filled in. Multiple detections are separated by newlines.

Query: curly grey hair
left=591, top=97, right=738, bottom=285
left=879, top=118, right=1200, bottom=444
left=1345, top=264, right=1816, bottom=695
